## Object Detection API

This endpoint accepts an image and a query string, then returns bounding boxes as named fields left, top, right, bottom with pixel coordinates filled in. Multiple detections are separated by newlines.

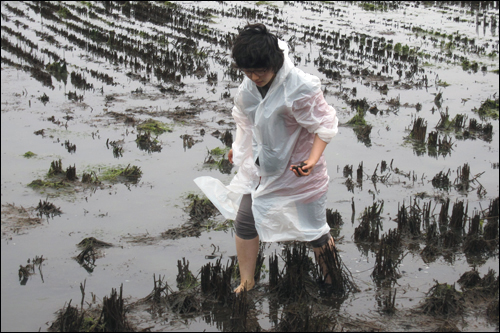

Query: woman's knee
left=310, top=233, right=332, bottom=248
left=234, top=194, right=258, bottom=240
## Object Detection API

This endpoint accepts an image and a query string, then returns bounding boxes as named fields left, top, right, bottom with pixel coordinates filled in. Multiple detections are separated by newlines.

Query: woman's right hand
left=228, top=149, right=233, bottom=163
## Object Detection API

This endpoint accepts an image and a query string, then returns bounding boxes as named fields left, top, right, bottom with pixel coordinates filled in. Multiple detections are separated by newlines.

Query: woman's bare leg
left=234, top=234, right=259, bottom=293
left=313, top=236, right=336, bottom=284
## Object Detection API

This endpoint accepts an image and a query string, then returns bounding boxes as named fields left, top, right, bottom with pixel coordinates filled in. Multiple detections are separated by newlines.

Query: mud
left=1, top=1, right=499, bottom=332
left=1, top=203, right=42, bottom=236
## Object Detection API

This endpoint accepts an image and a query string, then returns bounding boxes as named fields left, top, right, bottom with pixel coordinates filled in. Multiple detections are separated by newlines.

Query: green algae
left=136, top=119, right=172, bottom=135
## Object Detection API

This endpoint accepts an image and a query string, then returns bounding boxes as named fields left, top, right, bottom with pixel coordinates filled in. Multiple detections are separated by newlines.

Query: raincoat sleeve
left=225, top=103, right=259, bottom=194
left=231, top=103, right=253, bottom=166
left=288, top=74, right=338, bottom=143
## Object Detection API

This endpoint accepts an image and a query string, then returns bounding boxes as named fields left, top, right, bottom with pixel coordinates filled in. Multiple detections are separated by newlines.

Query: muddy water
left=1, top=1, right=499, bottom=331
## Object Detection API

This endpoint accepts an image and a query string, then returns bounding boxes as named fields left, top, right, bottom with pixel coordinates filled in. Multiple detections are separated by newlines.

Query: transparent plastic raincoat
left=194, top=40, right=338, bottom=242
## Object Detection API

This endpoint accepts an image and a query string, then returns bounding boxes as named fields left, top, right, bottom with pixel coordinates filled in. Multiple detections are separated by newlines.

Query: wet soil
left=1, top=1, right=499, bottom=332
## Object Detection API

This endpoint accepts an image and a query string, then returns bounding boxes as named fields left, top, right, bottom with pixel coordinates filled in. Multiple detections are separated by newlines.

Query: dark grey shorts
left=234, top=194, right=332, bottom=248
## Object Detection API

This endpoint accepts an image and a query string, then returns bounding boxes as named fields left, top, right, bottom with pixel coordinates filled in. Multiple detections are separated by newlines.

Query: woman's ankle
left=234, top=279, right=255, bottom=293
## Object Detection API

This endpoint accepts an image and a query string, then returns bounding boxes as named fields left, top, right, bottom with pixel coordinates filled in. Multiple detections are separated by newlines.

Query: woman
left=195, top=23, right=339, bottom=293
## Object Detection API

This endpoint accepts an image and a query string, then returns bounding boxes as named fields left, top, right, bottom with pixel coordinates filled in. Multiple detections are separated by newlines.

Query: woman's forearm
left=308, top=133, right=328, bottom=165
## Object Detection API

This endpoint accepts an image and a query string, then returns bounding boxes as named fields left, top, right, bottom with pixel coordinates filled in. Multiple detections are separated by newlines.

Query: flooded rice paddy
left=1, top=1, right=499, bottom=331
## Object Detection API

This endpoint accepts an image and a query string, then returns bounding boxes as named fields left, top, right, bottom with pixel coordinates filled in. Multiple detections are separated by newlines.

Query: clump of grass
left=204, top=147, right=233, bottom=174
left=210, top=146, right=229, bottom=156
left=136, top=119, right=172, bottom=135
left=394, top=43, right=402, bottom=54
left=77, top=237, right=113, bottom=249
left=349, top=98, right=370, bottom=112
left=360, top=2, right=385, bottom=11
left=23, top=151, right=37, bottom=158
left=219, top=129, right=233, bottom=148
left=402, top=44, right=410, bottom=55
left=346, top=110, right=367, bottom=126
left=200, top=257, right=235, bottom=304
left=38, top=93, right=49, bottom=104
left=420, top=282, right=464, bottom=316
left=46, top=60, right=68, bottom=83
left=437, top=80, right=451, bottom=87
left=326, top=208, right=343, bottom=229
left=431, top=170, right=451, bottom=190
left=176, top=258, right=199, bottom=290
left=461, top=59, right=479, bottom=72
left=436, top=109, right=451, bottom=129
left=28, top=179, right=68, bottom=189
left=410, top=117, right=427, bottom=142
left=57, top=6, right=71, bottom=18
left=135, top=131, right=162, bottom=153
left=473, top=98, right=499, bottom=120
left=163, top=2, right=178, bottom=9
left=451, top=114, right=467, bottom=129
left=36, top=199, right=62, bottom=218
left=269, top=243, right=315, bottom=301
left=202, top=218, right=234, bottom=232
left=81, top=171, right=100, bottom=184
left=48, top=159, right=63, bottom=176
left=354, top=201, right=384, bottom=243
left=100, top=164, right=142, bottom=182
left=186, top=194, right=217, bottom=221
left=50, top=283, right=135, bottom=332
left=486, top=299, right=499, bottom=323
left=387, top=95, right=401, bottom=108
left=371, top=229, right=402, bottom=284
left=256, top=1, right=276, bottom=7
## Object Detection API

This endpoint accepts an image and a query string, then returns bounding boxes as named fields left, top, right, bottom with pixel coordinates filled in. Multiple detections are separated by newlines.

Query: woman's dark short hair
left=231, top=23, right=284, bottom=73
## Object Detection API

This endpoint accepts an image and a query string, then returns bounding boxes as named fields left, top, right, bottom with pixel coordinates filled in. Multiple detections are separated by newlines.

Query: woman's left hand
left=290, top=134, right=327, bottom=177
left=290, top=160, right=315, bottom=177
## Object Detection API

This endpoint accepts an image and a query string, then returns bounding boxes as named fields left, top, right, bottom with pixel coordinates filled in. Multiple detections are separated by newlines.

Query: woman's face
left=241, top=68, right=276, bottom=87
